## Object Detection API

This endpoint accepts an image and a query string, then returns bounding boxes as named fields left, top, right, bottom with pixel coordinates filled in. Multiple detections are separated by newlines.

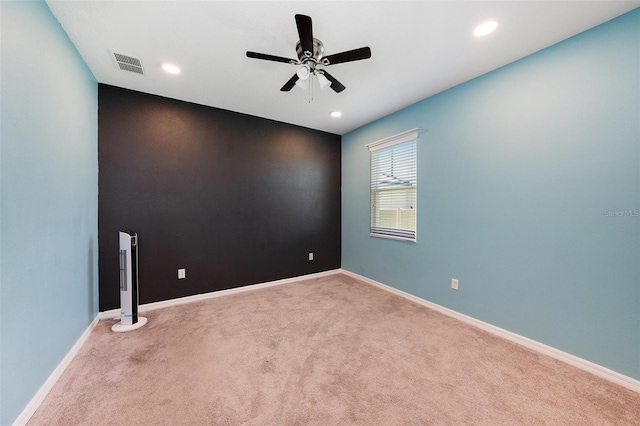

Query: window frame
left=367, top=128, right=420, bottom=242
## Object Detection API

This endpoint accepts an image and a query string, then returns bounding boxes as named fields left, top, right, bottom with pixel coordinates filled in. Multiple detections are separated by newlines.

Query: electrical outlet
left=178, top=268, right=186, bottom=279
left=308, top=252, right=314, bottom=261
left=451, top=278, right=458, bottom=290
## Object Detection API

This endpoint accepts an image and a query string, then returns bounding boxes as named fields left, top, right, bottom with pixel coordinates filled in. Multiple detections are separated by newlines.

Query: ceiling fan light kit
left=246, top=14, right=371, bottom=98
left=316, top=72, right=332, bottom=91
left=296, top=64, right=311, bottom=80
left=295, top=78, right=308, bottom=89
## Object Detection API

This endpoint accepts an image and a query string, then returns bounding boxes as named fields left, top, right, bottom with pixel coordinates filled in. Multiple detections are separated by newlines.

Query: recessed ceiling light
left=330, top=111, right=342, bottom=118
left=474, top=20, right=498, bottom=37
left=162, top=63, right=181, bottom=74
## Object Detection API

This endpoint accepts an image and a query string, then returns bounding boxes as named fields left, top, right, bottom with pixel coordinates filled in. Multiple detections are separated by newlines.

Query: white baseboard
left=18, top=267, right=637, bottom=426
left=13, top=315, right=100, bottom=426
left=17, top=269, right=339, bottom=425
left=339, top=268, right=640, bottom=394
left=98, top=269, right=342, bottom=320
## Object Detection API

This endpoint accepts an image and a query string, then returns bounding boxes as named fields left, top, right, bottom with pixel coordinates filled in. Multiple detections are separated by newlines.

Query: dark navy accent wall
left=98, top=85, right=341, bottom=311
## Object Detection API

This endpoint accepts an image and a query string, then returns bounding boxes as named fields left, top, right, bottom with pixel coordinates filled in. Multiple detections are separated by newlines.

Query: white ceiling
left=46, top=1, right=638, bottom=135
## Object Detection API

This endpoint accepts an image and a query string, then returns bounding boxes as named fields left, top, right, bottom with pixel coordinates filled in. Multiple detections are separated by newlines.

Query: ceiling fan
left=246, top=14, right=371, bottom=93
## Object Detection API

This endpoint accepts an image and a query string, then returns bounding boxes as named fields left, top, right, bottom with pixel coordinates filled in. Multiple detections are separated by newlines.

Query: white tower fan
left=112, top=231, right=147, bottom=332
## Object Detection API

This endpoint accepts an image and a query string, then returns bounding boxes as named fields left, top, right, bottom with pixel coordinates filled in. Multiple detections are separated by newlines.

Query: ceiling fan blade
left=247, top=51, right=297, bottom=64
left=320, top=71, right=346, bottom=93
left=280, top=74, right=299, bottom=91
left=295, top=14, right=314, bottom=55
left=323, top=47, right=372, bottom=66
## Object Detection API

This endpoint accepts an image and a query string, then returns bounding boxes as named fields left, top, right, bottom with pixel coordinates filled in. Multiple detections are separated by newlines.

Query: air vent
left=111, top=52, right=144, bottom=75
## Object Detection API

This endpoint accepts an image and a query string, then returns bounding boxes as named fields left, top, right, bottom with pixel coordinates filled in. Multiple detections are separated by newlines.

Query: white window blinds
left=367, top=129, right=419, bottom=242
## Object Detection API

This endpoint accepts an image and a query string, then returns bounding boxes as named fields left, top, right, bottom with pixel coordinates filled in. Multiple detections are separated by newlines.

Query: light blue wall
left=0, top=1, right=98, bottom=423
left=343, top=10, right=639, bottom=379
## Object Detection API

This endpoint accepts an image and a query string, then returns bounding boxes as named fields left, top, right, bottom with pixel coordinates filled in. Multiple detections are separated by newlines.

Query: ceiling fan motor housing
left=296, top=38, right=325, bottom=66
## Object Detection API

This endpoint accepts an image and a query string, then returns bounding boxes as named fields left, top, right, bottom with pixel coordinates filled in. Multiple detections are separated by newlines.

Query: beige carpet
left=29, top=273, right=639, bottom=425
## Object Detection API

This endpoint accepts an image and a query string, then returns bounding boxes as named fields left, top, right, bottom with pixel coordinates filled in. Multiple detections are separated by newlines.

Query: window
left=367, top=129, right=420, bottom=242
